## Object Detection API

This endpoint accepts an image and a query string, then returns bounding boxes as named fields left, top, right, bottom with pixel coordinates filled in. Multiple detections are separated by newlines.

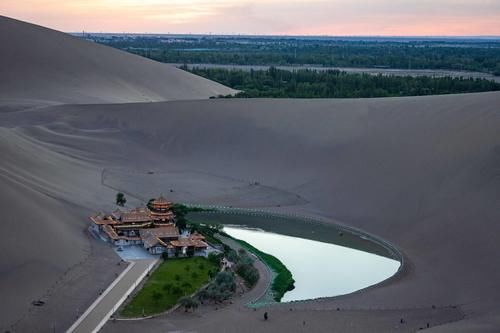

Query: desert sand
left=0, top=16, right=236, bottom=106
left=1, top=16, right=500, bottom=332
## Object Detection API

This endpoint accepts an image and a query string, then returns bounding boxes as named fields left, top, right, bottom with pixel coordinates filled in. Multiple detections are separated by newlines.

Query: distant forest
left=90, top=35, right=500, bottom=97
left=94, top=36, right=500, bottom=75
left=186, top=67, right=500, bottom=98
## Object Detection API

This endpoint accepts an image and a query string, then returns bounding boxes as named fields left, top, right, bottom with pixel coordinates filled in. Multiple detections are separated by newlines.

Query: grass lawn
left=121, top=257, right=218, bottom=317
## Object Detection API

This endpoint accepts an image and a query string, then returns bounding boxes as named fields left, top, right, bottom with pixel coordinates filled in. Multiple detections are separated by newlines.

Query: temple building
left=90, top=196, right=208, bottom=257
left=149, top=196, right=175, bottom=223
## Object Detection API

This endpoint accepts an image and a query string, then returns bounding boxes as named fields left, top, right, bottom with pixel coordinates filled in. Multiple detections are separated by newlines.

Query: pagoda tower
left=149, top=195, right=174, bottom=223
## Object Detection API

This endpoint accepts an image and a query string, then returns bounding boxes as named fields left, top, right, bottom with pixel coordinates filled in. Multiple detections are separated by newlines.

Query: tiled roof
left=189, top=232, right=205, bottom=241
left=114, top=222, right=153, bottom=229
left=150, top=211, right=174, bottom=220
left=121, top=207, right=151, bottom=223
left=170, top=238, right=208, bottom=248
left=90, top=215, right=118, bottom=225
left=139, top=225, right=180, bottom=249
left=111, top=209, right=122, bottom=219
left=151, top=195, right=172, bottom=205
left=102, top=225, right=140, bottom=242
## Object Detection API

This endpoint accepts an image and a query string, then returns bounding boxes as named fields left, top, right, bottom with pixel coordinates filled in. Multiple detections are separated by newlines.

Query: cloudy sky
left=1, top=0, right=499, bottom=35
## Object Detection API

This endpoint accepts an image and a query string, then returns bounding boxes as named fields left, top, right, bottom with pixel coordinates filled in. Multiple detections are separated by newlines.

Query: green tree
left=147, top=198, right=154, bottom=210
left=186, top=67, right=500, bottom=99
left=116, top=192, right=127, bottom=207
left=175, top=215, right=187, bottom=232
left=236, top=262, right=259, bottom=287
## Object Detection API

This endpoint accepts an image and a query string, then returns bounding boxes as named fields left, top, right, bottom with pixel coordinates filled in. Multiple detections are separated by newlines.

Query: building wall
left=147, top=246, right=166, bottom=255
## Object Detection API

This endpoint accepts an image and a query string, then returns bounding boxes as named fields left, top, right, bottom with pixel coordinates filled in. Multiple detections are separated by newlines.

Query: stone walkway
left=67, top=259, right=157, bottom=333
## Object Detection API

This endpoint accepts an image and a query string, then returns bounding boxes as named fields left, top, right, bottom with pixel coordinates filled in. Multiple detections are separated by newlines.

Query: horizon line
left=71, top=32, right=500, bottom=39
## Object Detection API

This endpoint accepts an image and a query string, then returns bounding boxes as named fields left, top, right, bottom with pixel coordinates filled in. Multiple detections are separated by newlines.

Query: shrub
left=179, top=296, right=199, bottom=312
left=203, top=284, right=232, bottom=303
left=215, top=271, right=236, bottom=292
left=238, top=253, right=254, bottom=266
left=200, top=271, right=236, bottom=303
left=225, top=248, right=238, bottom=263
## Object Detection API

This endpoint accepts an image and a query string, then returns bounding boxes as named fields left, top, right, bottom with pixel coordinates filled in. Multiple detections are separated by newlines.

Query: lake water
left=223, top=226, right=400, bottom=302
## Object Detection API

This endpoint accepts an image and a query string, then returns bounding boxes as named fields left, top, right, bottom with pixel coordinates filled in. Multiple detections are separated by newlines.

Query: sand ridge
left=0, top=16, right=236, bottom=105
left=1, top=93, right=499, bottom=331
left=1, top=15, right=500, bottom=332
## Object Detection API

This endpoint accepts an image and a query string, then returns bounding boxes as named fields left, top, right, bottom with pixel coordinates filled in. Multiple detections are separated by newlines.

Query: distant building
left=90, top=196, right=208, bottom=257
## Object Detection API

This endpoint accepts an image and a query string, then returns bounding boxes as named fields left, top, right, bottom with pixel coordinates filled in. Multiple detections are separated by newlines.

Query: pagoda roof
left=151, top=195, right=172, bottom=206
left=150, top=211, right=174, bottom=218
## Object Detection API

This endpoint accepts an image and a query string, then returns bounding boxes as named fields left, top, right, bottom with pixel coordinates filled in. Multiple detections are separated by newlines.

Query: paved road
left=67, top=259, right=157, bottom=333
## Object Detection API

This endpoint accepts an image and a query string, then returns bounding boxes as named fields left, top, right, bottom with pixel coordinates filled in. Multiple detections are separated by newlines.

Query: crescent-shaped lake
left=223, top=225, right=401, bottom=302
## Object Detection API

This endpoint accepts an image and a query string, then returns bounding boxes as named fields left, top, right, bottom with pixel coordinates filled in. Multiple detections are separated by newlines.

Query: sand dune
left=1, top=92, right=499, bottom=331
left=1, top=15, right=500, bottom=333
left=0, top=16, right=236, bottom=105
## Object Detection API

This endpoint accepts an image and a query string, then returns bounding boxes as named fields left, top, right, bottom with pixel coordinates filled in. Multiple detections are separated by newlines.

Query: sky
left=1, top=0, right=500, bottom=36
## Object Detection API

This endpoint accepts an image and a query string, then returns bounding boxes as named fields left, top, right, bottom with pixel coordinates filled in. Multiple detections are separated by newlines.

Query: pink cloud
left=0, top=0, right=499, bottom=35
